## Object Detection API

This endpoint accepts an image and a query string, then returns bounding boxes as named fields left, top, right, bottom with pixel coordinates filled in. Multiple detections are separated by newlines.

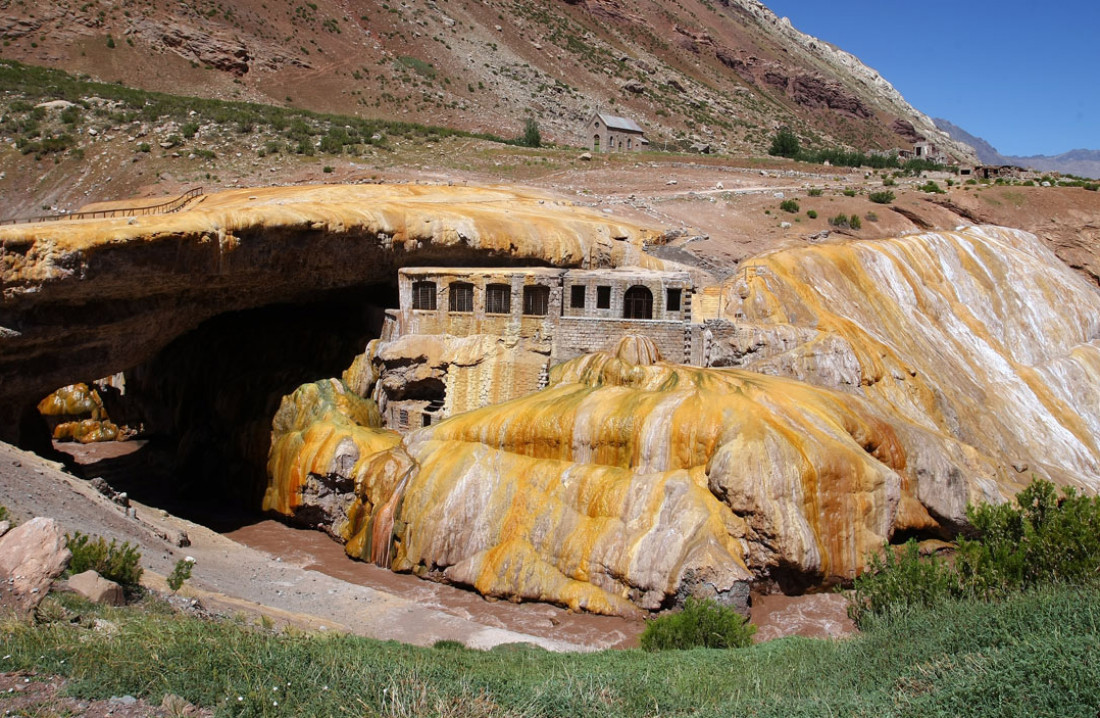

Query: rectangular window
left=666, top=288, right=682, bottom=313
left=412, top=281, right=436, bottom=310
left=486, top=284, right=511, bottom=314
left=570, top=285, right=586, bottom=309
left=596, top=285, right=611, bottom=309
left=449, top=282, right=474, bottom=312
left=523, top=285, right=550, bottom=316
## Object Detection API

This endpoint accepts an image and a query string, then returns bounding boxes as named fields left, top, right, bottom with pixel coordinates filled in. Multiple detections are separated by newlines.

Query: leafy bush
left=807, top=188, right=823, bottom=197
left=918, top=180, right=945, bottom=194
left=842, top=188, right=857, bottom=197
left=137, top=142, right=150, bottom=152
left=66, top=532, right=143, bottom=590
left=768, top=127, right=800, bottom=158
left=806, top=210, right=818, bottom=219
left=882, top=176, right=896, bottom=187
left=849, top=214, right=862, bottom=230
left=520, top=118, right=541, bottom=148
left=640, top=597, right=755, bottom=651
left=868, top=190, right=895, bottom=204
left=779, top=199, right=799, bottom=213
left=0, top=504, right=9, bottom=522
left=848, top=479, right=1100, bottom=626
left=829, top=214, right=850, bottom=229
left=865, top=211, right=878, bottom=222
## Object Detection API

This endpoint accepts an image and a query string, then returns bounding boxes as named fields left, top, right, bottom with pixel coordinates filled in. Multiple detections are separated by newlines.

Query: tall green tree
left=769, top=127, right=800, bottom=158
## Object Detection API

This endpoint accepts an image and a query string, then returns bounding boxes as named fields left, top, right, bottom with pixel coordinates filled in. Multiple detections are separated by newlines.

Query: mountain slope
left=0, top=0, right=974, bottom=160
left=935, top=118, right=1100, bottom=178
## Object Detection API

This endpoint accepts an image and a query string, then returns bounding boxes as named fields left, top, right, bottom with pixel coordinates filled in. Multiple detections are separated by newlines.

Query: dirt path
left=0, top=441, right=640, bottom=651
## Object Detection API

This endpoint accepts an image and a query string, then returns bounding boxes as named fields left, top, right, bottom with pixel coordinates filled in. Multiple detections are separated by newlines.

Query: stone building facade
left=376, top=266, right=699, bottom=429
left=587, top=112, right=647, bottom=153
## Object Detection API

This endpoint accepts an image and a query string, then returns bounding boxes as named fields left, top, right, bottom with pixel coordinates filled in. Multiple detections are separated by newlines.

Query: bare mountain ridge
left=0, top=0, right=973, bottom=160
left=934, top=117, right=1100, bottom=179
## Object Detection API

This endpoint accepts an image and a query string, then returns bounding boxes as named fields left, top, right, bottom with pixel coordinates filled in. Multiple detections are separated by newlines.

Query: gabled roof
left=596, top=113, right=644, bottom=134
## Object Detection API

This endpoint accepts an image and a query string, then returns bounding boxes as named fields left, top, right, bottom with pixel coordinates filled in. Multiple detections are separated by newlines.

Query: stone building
left=375, top=266, right=696, bottom=429
left=587, top=112, right=647, bottom=153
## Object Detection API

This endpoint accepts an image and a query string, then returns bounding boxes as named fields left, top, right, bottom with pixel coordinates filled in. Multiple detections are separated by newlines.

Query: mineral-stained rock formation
left=0, top=184, right=663, bottom=444
left=265, top=225, right=1100, bottom=616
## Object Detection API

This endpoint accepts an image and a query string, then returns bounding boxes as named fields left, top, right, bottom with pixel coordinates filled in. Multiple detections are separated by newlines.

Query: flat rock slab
left=65, top=570, right=125, bottom=606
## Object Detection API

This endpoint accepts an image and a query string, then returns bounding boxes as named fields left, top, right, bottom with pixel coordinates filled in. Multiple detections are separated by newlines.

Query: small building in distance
left=587, top=112, right=647, bottom=153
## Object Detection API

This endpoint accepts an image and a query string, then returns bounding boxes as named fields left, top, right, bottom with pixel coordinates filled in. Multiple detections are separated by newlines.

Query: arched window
left=626, top=137, right=632, bottom=150
left=449, top=282, right=474, bottom=312
left=623, top=285, right=653, bottom=319
left=593, top=135, right=601, bottom=152
left=412, top=281, right=436, bottom=310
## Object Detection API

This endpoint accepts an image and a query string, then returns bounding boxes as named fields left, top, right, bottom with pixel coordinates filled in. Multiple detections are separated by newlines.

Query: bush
left=520, top=118, right=541, bottom=148
left=882, top=176, right=895, bottom=187
left=807, top=188, right=823, bottom=197
left=829, top=214, right=850, bottom=229
left=167, top=557, right=194, bottom=592
left=0, top=504, right=8, bottom=522
left=640, top=597, right=755, bottom=651
left=806, top=209, right=818, bottom=219
left=768, top=127, right=800, bottom=158
left=868, top=190, right=895, bottom=204
left=848, top=478, right=1100, bottom=626
left=865, top=211, right=878, bottom=222
left=842, top=189, right=857, bottom=197
left=849, top=214, right=861, bottom=230
left=137, top=142, right=150, bottom=152
left=779, top=199, right=799, bottom=213
left=66, top=532, right=143, bottom=590
left=918, top=180, right=945, bottom=194
left=322, top=165, right=334, bottom=173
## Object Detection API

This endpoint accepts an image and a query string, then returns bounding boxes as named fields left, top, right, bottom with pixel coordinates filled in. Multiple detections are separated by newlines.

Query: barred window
left=570, top=285, right=586, bottom=309
left=412, top=281, right=436, bottom=310
left=523, top=285, right=550, bottom=316
left=485, top=284, right=511, bottom=314
left=449, top=282, right=474, bottom=312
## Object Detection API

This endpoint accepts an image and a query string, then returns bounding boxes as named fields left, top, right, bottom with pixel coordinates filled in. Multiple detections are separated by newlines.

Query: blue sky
left=761, top=1, right=1099, bottom=156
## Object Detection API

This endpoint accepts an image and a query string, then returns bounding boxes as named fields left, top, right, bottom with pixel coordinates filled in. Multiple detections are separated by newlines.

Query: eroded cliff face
left=265, top=225, right=1100, bottom=616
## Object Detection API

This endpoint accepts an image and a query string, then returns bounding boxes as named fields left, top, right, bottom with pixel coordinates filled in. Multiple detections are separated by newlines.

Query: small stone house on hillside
left=587, top=112, right=647, bottom=153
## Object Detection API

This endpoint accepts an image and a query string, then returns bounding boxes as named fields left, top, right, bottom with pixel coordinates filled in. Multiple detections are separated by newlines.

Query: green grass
left=4, top=586, right=1100, bottom=717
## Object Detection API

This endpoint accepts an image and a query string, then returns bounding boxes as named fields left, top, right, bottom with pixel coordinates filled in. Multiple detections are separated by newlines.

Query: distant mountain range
left=934, top=118, right=1100, bottom=179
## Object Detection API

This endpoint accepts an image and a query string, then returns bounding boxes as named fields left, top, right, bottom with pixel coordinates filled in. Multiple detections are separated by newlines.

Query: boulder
left=0, top=517, right=71, bottom=614
left=66, top=570, right=125, bottom=606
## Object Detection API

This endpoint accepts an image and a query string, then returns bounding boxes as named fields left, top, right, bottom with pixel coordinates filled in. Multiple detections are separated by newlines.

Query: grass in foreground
left=3, top=585, right=1099, bottom=717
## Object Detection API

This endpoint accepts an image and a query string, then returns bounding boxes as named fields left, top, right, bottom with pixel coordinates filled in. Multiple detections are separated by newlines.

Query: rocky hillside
left=0, top=0, right=974, bottom=160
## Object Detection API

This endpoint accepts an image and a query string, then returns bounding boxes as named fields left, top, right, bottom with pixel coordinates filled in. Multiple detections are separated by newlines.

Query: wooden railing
left=0, top=187, right=204, bottom=226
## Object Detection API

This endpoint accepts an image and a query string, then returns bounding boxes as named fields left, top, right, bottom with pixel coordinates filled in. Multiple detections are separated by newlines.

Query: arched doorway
left=623, top=285, right=653, bottom=319
left=593, top=135, right=601, bottom=152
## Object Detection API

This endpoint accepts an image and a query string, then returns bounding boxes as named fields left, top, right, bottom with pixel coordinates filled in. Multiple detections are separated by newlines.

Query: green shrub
left=0, top=504, right=8, bottom=522
left=849, top=478, right=1100, bottom=626
left=807, top=188, right=823, bottom=197
left=106, top=35, right=116, bottom=49
left=865, top=211, right=878, bottom=222
left=779, top=199, right=799, bottom=213
left=843, top=188, right=857, bottom=197
left=768, top=127, right=800, bottom=158
left=520, top=118, right=541, bottom=148
left=882, top=176, right=895, bottom=187
left=868, top=190, right=895, bottom=204
left=829, top=213, right=850, bottom=229
left=849, top=214, right=861, bottom=230
left=66, top=532, right=143, bottom=590
left=137, top=142, right=150, bottom=152
left=918, top=180, right=945, bottom=194
left=640, top=597, right=755, bottom=651
left=806, top=209, right=818, bottom=219
left=322, top=165, right=334, bottom=173
left=167, top=557, right=194, bottom=592
left=1085, top=183, right=1099, bottom=192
